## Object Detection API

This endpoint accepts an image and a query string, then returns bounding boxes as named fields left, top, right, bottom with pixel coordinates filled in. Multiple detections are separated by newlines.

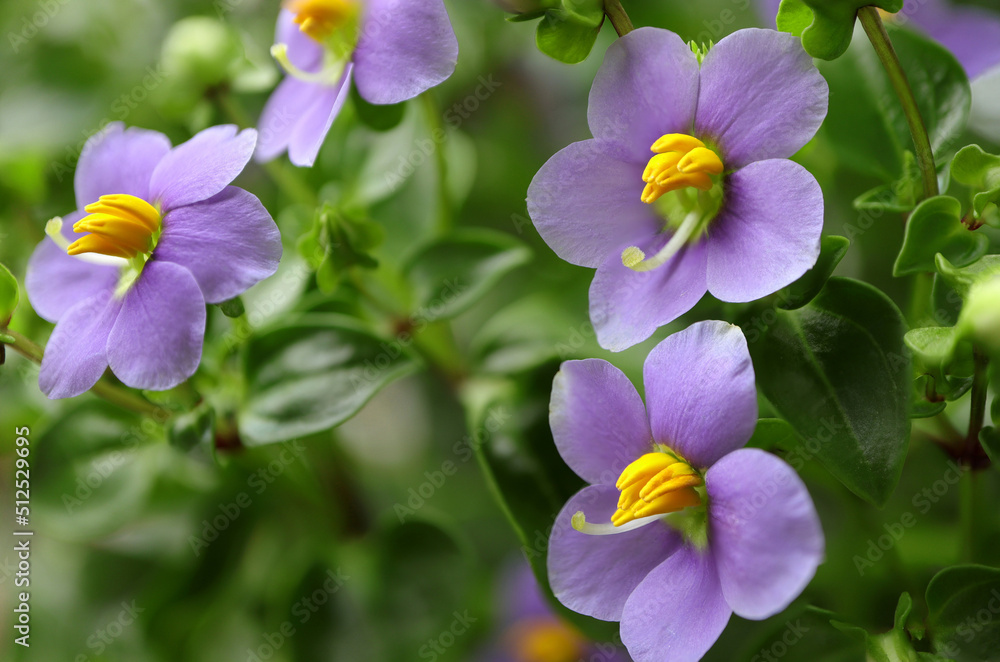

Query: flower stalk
left=857, top=7, right=938, bottom=200
left=604, top=0, right=633, bottom=37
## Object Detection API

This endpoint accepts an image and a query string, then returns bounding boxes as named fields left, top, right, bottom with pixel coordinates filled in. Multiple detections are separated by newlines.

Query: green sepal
left=216, top=296, right=245, bottom=319
left=777, top=0, right=903, bottom=61
left=893, top=196, right=987, bottom=276
left=297, top=204, right=383, bottom=294
left=950, top=144, right=1000, bottom=218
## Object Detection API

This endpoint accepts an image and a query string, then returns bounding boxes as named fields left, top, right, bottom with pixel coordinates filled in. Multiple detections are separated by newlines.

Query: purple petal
left=643, top=321, right=757, bottom=469
left=288, top=66, right=353, bottom=168
left=551, top=359, right=653, bottom=486
left=149, top=125, right=257, bottom=211
left=527, top=140, right=661, bottom=268
left=901, top=0, right=1000, bottom=80
left=74, top=122, right=171, bottom=209
left=499, top=561, right=551, bottom=622
left=696, top=29, right=828, bottom=168
left=256, top=77, right=313, bottom=163
left=706, top=159, right=823, bottom=302
left=275, top=9, right=324, bottom=73
left=548, top=485, right=681, bottom=622
left=25, top=211, right=119, bottom=323
left=38, top=291, right=122, bottom=399
left=757, top=0, right=781, bottom=26
left=590, top=237, right=708, bottom=352
left=620, top=546, right=732, bottom=662
left=353, top=0, right=458, bottom=105
left=588, top=27, right=700, bottom=164
left=106, top=261, right=206, bottom=390
left=155, top=187, right=281, bottom=304
left=706, top=448, right=825, bottom=620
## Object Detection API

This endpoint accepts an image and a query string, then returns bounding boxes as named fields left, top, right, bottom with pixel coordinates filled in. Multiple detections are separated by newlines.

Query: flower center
left=621, top=134, right=725, bottom=273
left=612, top=450, right=703, bottom=526
left=286, top=0, right=359, bottom=43
left=507, top=618, right=587, bottom=662
left=67, top=194, right=162, bottom=260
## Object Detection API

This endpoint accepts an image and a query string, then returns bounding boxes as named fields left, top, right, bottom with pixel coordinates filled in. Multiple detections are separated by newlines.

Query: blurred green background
left=2, top=0, right=1000, bottom=660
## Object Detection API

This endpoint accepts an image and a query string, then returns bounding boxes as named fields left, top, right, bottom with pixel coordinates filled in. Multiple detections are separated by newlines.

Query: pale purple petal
left=25, top=211, right=119, bottom=323
left=149, top=125, right=257, bottom=211
left=901, top=0, right=1000, bottom=80
left=590, top=237, right=708, bottom=352
left=706, top=448, right=825, bottom=620
left=527, top=140, right=661, bottom=268
left=38, top=291, right=122, bottom=399
left=757, top=0, right=781, bottom=26
left=588, top=27, right=700, bottom=164
left=106, top=261, right=206, bottom=390
left=74, top=122, right=171, bottom=209
left=288, top=66, right=353, bottom=168
left=499, top=561, right=550, bottom=622
left=706, top=160, right=823, bottom=302
left=548, top=485, right=681, bottom=622
left=620, top=546, right=732, bottom=662
left=696, top=29, right=828, bottom=168
left=353, top=0, right=458, bottom=105
left=550, top=359, right=653, bottom=486
left=643, top=321, right=757, bottom=469
left=275, top=8, right=324, bottom=73
left=156, top=187, right=281, bottom=304
left=256, top=77, right=314, bottom=163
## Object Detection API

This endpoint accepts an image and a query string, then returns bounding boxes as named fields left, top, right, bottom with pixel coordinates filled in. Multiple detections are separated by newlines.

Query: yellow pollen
left=507, top=618, right=586, bottom=662
left=67, top=194, right=161, bottom=259
left=285, top=0, right=358, bottom=42
left=641, top=134, right=724, bottom=205
left=612, top=451, right=702, bottom=526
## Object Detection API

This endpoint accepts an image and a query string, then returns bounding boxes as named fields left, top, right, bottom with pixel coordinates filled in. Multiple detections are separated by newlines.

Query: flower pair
left=547, top=321, right=824, bottom=662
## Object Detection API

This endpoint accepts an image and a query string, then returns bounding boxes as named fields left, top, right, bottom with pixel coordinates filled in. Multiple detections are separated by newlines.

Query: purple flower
left=759, top=0, right=1000, bottom=135
left=546, top=321, right=824, bottom=662
left=477, top=560, right=632, bottom=662
left=527, top=28, right=827, bottom=351
left=26, top=123, right=281, bottom=399
left=256, top=0, right=459, bottom=167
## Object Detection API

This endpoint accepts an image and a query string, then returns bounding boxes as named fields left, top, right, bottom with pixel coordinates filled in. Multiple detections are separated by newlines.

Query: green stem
left=604, top=0, right=634, bottom=37
left=2, top=328, right=166, bottom=418
left=965, top=346, right=989, bottom=460
left=858, top=8, right=938, bottom=200
left=213, top=90, right=318, bottom=208
left=960, top=469, right=975, bottom=562
left=421, top=92, right=452, bottom=235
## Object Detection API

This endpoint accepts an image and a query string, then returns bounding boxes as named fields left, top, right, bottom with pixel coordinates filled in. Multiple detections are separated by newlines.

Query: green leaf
left=746, top=418, right=800, bottom=451
left=778, top=235, right=850, bottom=310
left=979, top=427, right=1000, bottom=469
left=935, top=254, right=1000, bottom=300
left=742, top=278, right=911, bottom=505
left=216, top=296, right=245, bottom=319
left=853, top=151, right=925, bottom=214
left=0, top=263, right=18, bottom=323
left=779, top=0, right=903, bottom=61
left=350, top=83, right=406, bottom=132
left=905, top=326, right=958, bottom=371
left=951, top=144, right=1000, bottom=218
left=927, top=565, right=1000, bottom=660
left=404, top=228, right=531, bottom=323
left=893, top=196, right=988, bottom=276
left=818, top=27, right=970, bottom=183
left=168, top=404, right=216, bottom=451
left=535, top=7, right=604, bottom=64
left=238, top=314, right=419, bottom=445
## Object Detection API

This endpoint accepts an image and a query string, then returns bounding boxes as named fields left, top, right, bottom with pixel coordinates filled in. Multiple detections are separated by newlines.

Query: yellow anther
left=67, top=193, right=161, bottom=260
left=641, top=133, right=724, bottom=205
left=677, top=147, right=724, bottom=176
left=612, top=451, right=702, bottom=527
left=285, top=0, right=358, bottom=42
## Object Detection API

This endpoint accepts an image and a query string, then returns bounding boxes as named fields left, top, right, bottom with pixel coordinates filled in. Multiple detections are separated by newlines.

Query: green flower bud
left=161, top=17, right=243, bottom=88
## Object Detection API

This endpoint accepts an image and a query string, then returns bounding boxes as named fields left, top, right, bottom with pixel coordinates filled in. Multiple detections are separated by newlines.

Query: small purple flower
left=26, top=122, right=281, bottom=399
left=527, top=28, right=827, bottom=351
left=547, top=321, right=824, bottom=662
left=477, top=560, right=632, bottom=662
left=256, top=0, right=459, bottom=167
left=759, top=0, right=1000, bottom=135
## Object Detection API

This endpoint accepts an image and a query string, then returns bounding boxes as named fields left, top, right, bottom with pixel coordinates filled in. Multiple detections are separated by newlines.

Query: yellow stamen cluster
left=286, top=0, right=359, bottom=43
left=641, top=134, right=724, bottom=204
left=68, top=194, right=161, bottom=260
left=508, top=619, right=586, bottom=662
left=613, top=451, right=702, bottom=526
